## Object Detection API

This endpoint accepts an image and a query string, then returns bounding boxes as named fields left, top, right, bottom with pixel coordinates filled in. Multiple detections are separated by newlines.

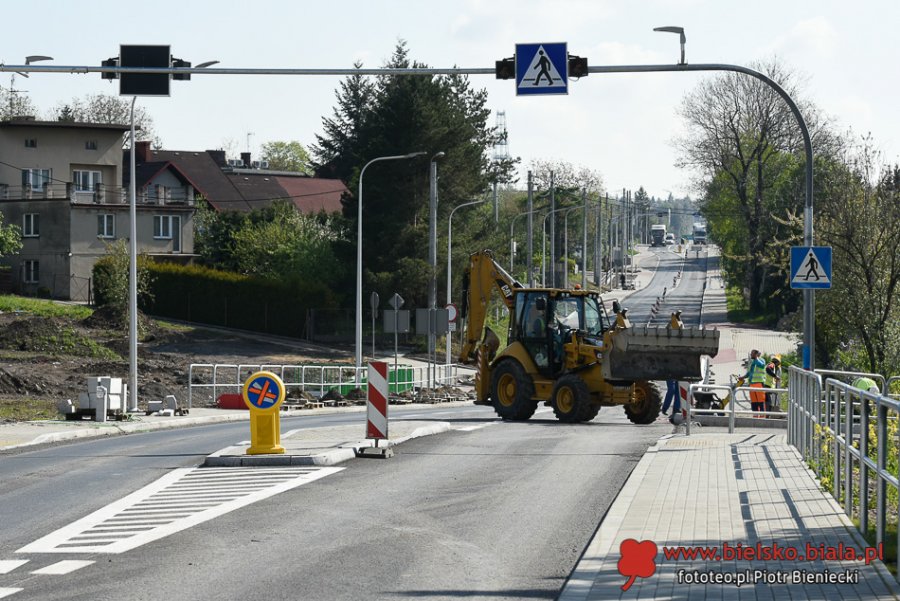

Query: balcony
left=0, top=183, right=196, bottom=206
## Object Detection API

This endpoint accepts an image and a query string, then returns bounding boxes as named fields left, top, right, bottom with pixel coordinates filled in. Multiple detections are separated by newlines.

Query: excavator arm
left=458, top=250, right=522, bottom=364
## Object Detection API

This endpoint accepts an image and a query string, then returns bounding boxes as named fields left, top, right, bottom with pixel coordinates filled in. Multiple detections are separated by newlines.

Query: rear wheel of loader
left=551, top=375, right=599, bottom=423
left=490, top=360, right=537, bottom=421
left=624, top=380, right=663, bottom=425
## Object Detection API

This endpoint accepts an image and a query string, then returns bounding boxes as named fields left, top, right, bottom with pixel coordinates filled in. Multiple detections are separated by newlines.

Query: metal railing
left=187, top=362, right=463, bottom=409
left=788, top=366, right=900, bottom=575
left=0, top=183, right=195, bottom=206
left=685, top=382, right=788, bottom=436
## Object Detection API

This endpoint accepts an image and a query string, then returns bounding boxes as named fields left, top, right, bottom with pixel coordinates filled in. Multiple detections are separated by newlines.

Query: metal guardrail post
left=876, top=400, right=887, bottom=551
left=728, top=382, right=736, bottom=433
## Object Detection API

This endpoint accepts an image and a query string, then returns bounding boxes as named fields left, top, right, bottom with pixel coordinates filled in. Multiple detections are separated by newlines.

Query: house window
left=21, top=169, right=51, bottom=191
left=98, top=214, right=115, bottom=238
left=74, top=170, right=102, bottom=192
left=23, top=261, right=39, bottom=284
left=24, top=139, right=37, bottom=148
left=85, top=140, right=98, bottom=150
left=153, top=215, right=174, bottom=239
left=23, top=214, right=40, bottom=237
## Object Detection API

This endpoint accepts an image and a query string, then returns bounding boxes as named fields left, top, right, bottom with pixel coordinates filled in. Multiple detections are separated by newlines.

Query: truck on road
left=692, top=223, right=707, bottom=245
left=650, top=224, right=667, bottom=247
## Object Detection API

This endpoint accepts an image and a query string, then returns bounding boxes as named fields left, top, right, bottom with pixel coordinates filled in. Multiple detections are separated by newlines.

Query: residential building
left=0, top=118, right=195, bottom=301
left=131, top=142, right=348, bottom=214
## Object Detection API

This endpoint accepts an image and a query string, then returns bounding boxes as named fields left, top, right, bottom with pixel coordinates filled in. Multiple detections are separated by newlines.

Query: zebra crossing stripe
left=0, top=560, right=28, bottom=575
left=31, top=560, right=94, bottom=575
left=367, top=361, right=389, bottom=440
left=17, top=466, right=341, bottom=554
left=0, top=588, right=23, bottom=599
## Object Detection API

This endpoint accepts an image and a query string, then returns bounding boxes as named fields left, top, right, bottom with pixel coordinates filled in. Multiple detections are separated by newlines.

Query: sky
left=3, top=0, right=899, bottom=201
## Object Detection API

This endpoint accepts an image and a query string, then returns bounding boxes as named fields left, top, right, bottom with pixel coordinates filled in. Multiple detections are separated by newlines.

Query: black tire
left=552, top=374, right=600, bottom=423
left=490, top=359, right=537, bottom=421
left=624, top=380, right=663, bottom=425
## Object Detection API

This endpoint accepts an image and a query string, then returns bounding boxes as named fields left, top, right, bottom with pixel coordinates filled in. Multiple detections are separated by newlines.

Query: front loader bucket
left=603, top=325, right=720, bottom=381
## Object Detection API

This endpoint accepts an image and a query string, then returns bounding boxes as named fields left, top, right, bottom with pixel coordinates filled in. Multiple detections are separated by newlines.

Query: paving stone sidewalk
left=560, top=432, right=900, bottom=600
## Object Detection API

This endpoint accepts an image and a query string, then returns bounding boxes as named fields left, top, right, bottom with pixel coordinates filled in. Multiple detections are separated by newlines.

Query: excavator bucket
left=602, top=325, right=720, bottom=381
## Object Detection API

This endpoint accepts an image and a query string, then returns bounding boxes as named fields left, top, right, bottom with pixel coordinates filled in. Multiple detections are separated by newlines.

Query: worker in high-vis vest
left=743, top=349, right=767, bottom=416
left=852, top=376, right=880, bottom=394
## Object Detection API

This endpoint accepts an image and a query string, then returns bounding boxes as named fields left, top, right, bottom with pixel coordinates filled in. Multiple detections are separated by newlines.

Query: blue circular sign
left=241, top=372, right=285, bottom=412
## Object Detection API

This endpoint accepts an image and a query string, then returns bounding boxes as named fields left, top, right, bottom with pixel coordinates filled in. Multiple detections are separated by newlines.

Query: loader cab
left=513, top=291, right=610, bottom=377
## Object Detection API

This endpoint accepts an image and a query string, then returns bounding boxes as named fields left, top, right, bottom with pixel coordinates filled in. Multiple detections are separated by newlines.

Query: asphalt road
left=1, top=404, right=669, bottom=601
left=620, top=245, right=708, bottom=326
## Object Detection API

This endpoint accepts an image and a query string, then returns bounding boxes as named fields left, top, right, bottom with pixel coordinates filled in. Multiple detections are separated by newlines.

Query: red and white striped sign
left=367, top=361, right=389, bottom=440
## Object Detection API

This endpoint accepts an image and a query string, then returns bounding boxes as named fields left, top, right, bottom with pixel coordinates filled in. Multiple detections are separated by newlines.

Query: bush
left=142, top=262, right=336, bottom=338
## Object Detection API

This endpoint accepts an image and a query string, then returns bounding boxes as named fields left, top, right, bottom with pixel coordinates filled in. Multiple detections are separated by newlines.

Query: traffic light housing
left=568, top=55, right=588, bottom=78
left=101, top=58, right=119, bottom=80
left=495, top=57, right=515, bottom=80
left=171, top=58, right=191, bottom=80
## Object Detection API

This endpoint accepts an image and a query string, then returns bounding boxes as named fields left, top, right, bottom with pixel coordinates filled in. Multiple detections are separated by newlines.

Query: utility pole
left=527, top=171, right=534, bottom=287
left=549, top=171, right=556, bottom=287
left=581, top=189, right=587, bottom=290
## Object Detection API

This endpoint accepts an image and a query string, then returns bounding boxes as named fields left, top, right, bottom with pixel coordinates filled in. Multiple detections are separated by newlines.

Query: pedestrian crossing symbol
left=516, top=42, right=568, bottom=96
left=790, top=246, right=832, bottom=289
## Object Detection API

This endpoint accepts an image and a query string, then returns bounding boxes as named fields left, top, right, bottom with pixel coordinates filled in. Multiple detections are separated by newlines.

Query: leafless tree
left=51, top=94, right=161, bottom=147
left=674, top=58, right=832, bottom=311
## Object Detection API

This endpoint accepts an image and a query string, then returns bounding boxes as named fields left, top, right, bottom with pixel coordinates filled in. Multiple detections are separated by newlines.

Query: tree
left=312, top=61, right=375, bottom=181
left=312, top=41, right=516, bottom=307
left=0, top=81, right=39, bottom=120
left=194, top=201, right=348, bottom=295
left=91, top=240, right=154, bottom=325
left=50, top=94, right=161, bottom=146
left=814, top=137, right=900, bottom=373
left=230, top=202, right=344, bottom=287
left=675, top=59, right=830, bottom=313
left=528, top=159, right=603, bottom=194
left=260, top=141, right=312, bottom=173
left=0, top=213, right=22, bottom=258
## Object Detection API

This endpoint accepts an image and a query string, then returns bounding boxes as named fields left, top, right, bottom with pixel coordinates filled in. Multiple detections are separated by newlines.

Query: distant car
left=664, top=233, right=675, bottom=245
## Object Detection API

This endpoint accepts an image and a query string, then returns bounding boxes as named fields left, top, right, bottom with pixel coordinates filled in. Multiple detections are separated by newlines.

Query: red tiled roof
left=129, top=148, right=348, bottom=214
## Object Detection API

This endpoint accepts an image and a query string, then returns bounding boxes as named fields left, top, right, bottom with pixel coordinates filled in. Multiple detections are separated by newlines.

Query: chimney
left=241, top=152, right=251, bottom=168
left=136, top=141, right=152, bottom=163
left=207, top=150, right=227, bottom=166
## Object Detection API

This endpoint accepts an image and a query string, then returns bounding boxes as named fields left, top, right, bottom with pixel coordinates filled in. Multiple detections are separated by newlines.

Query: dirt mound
left=81, top=305, right=157, bottom=336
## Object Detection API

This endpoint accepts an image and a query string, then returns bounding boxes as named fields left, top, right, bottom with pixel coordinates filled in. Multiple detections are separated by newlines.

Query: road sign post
left=370, top=291, right=379, bottom=360
left=241, top=371, right=286, bottom=455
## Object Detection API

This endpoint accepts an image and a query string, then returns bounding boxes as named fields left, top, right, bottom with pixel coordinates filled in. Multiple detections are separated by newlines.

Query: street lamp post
left=447, top=198, right=487, bottom=364
left=427, top=152, right=445, bottom=387
left=562, top=198, right=586, bottom=289
left=355, top=152, right=425, bottom=384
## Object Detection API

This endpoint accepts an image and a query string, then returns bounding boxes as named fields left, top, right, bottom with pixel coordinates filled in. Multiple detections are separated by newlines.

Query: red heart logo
left=617, top=538, right=658, bottom=591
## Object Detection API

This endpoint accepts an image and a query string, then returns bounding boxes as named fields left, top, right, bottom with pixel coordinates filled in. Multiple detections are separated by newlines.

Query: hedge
left=95, top=260, right=336, bottom=338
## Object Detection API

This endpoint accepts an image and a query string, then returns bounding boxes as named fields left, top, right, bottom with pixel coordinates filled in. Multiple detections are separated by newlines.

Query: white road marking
left=31, top=560, right=94, bottom=575
left=17, top=466, right=342, bottom=554
left=0, top=560, right=27, bottom=574
left=0, top=588, right=23, bottom=599
left=453, top=422, right=499, bottom=432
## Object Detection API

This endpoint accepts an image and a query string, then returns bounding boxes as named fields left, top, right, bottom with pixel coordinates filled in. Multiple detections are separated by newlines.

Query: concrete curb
left=0, top=413, right=253, bottom=452
left=202, top=422, right=454, bottom=468
left=558, top=433, right=672, bottom=600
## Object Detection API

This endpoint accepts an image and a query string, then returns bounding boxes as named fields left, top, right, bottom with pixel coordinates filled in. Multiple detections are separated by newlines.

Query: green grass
left=0, top=295, right=93, bottom=320
left=854, top=519, right=898, bottom=575
left=724, top=286, right=778, bottom=326
left=0, top=397, right=58, bottom=421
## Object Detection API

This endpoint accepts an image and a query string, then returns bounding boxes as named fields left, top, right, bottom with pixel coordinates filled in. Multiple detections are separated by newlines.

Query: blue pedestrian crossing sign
left=516, top=43, right=568, bottom=96
left=790, top=246, right=832, bottom=289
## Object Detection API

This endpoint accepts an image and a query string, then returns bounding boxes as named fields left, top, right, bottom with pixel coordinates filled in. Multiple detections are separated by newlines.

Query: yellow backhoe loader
left=458, top=250, right=720, bottom=423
